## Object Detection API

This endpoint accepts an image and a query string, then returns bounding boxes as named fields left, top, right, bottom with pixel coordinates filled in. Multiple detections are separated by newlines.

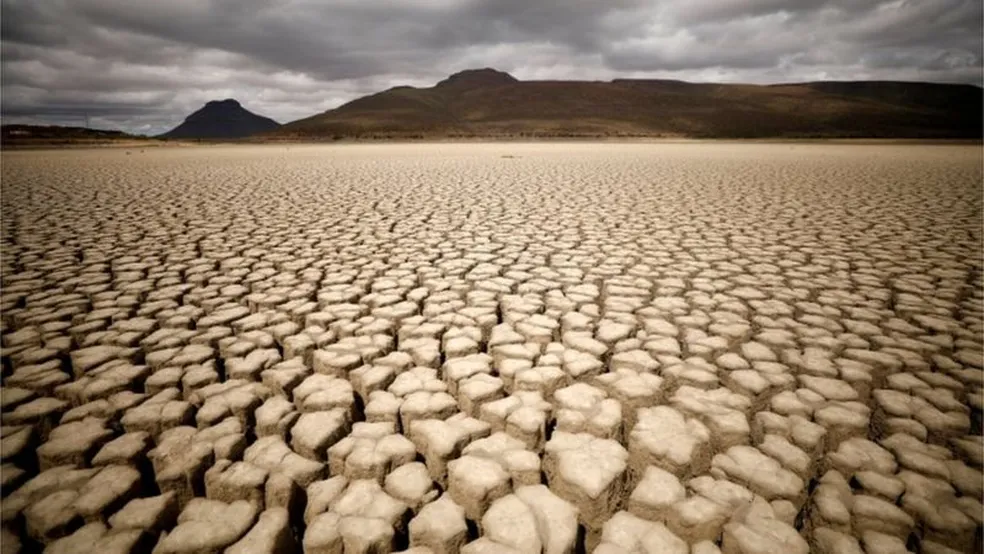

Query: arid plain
left=1, top=143, right=981, bottom=554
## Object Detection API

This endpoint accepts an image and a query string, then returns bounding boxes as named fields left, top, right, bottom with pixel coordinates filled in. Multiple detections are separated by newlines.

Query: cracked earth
left=1, top=142, right=981, bottom=554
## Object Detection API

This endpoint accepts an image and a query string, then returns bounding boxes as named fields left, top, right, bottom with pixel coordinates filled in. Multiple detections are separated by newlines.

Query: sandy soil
left=1, top=143, right=981, bottom=553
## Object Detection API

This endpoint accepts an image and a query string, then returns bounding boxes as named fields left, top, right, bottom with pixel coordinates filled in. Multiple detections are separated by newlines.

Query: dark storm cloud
left=2, top=0, right=981, bottom=134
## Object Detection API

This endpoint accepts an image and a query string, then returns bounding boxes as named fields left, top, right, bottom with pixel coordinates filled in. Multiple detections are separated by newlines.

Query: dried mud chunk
left=666, top=477, right=754, bottom=544
left=311, top=347, right=366, bottom=378
left=593, top=369, right=663, bottom=430
left=24, top=489, right=83, bottom=544
left=595, top=511, right=688, bottom=554
left=481, top=494, right=541, bottom=552
left=290, top=409, right=351, bottom=461
left=544, top=431, right=627, bottom=530
left=408, top=493, right=468, bottom=554
left=1, top=463, right=28, bottom=494
left=254, top=396, right=298, bottom=439
left=757, top=434, right=812, bottom=478
left=852, top=470, right=905, bottom=502
left=1, top=465, right=98, bottom=525
left=305, top=478, right=410, bottom=554
left=71, top=464, right=142, bottom=522
left=721, top=497, right=808, bottom=554
left=69, top=345, right=137, bottom=377
left=108, top=492, right=180, bottom=533
left=670, top=386, right=751, bottom=450
left=60, top=390, right=147, bottom=424
left=662, top=360, right=720, bottom=390
left=809, top=527, right=864, bottom=554
left=479, top=391, right=552, bottom=452
left=561, top=348, right=605, bottom=380
left=389, top=367, right=447, bottom=397
left=461, top=431, right=541, bottom=488
left=37, top=417, right=114, bottom=470
left=3, top=396, right=69, bottom=441
left=460, top=537, right=523, bottom=554
left=62, top=526, right=154, bottom=553
left=328, top=421, right=416, bottom=482
left=753, top=412, right=828, bottom=462
left=244, top=435, right=325, bottom=487
left=65, top=362, right=150, bottom=404
left=446, top=455, right=511, bottom=521
left=0, top=387, right=35, bottom=411
left=260, top=358, right=310, bottom=397
left=945, top=459, right=983, bottom=498
left=813, top=401, right=871, bottom=448
left=294, top=374, right=356, bottom=416
left=43, top=522, right=109, bottom=554
left=385, top=462, right=437, bottom=513
left=399, top=337, right=441, bottom=369
left=950, top=435, right=983, bottom=467
left=365, top=391, right=403, bottom=427
left=799, top=374, right=860, bottom=402
left=628, top=466, right=686, bottom=523
left=146, top=344, right=215, bottom=370
left=919, top=540, right=966, bottom=554
left=196, top=306, right=250, bottom=329
left=824, top=437, right=897, bottom=476
left=408, top=414, right=490, bottom=486
left=149, top=427, right=216, bottom=506
left=190, top=379, right=270, bottom=428
left=302, top=511, right=343, bottom=554
left=400, top=391, right=458, bottom=432
left=120, top=390, right=194, bottom=437
left=457, top=373, right=505, bottom=418
left=899, top=489, right=977, bottom=552
left=859, top=530, right=911, bottom=554
left=226, top=507, right=297, bottom=554
left=629, top=406, right=711, bottom=480
left=349, top=362, right=403, bottom=404
left=808, top=470, right=854, bottom=533
left=553, top=382, right=622, bottom=441
left=852, top=494, right=915, bottom=540
left=442, top=354, right=494, bottom=396
left=484, top=485, right=578, bottom=554
left=153, top=498, right=257, bottom=554
left=1, top=425, right=36, bottom=467
left=204, top=459, right=269, bottom=506
left=225, top=348, right=281, bottom=382
left=303, top=476, right=349, bottom=525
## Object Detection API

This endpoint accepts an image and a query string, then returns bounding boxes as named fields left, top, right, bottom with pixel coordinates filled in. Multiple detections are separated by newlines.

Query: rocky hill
left=272, top=68, right=982, bottom=139
left=161, top=99, right=280, bottom=139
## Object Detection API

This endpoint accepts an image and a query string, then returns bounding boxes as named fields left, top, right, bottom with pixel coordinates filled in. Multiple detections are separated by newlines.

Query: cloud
left=2, top=0, right=980, bottom=134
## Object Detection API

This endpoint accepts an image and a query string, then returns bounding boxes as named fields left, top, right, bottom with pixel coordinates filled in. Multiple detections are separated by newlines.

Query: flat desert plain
left=1, top=142, right=982, bottom=554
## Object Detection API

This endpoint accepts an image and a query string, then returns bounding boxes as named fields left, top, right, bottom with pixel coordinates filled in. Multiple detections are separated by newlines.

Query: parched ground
left=1, top=142, right=981, bottom=554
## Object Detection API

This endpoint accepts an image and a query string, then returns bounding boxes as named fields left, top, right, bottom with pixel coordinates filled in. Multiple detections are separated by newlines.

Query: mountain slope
left=162, top=99, right=280, bottom=139
left=274, top=68, right=982, bottom=139
left=1, top=124, right=148, bottom=148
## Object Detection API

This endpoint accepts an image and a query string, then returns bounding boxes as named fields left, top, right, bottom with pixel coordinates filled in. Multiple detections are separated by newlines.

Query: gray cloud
left=2, top=0, right=981, bottom=135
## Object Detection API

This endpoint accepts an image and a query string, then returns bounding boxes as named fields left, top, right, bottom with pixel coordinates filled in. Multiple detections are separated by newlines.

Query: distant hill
left=272, top=68, right=982, bottom=139
left=1, top=124, right=144, bottom=148
left=2, top=124, right=132, bottom=140
left=161, top=99, right=280, bottom=139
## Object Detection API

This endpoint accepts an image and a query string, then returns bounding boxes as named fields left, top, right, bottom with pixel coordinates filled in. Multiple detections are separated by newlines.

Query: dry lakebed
left=0, top=142, right=981, bottom=553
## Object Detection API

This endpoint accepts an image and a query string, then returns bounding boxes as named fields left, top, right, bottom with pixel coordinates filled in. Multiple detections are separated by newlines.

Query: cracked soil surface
left=1, top=142, right=982, bottom=553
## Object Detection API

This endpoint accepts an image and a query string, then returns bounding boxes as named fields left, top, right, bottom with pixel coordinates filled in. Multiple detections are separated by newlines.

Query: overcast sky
left=2, top=0, right=981, bottom=135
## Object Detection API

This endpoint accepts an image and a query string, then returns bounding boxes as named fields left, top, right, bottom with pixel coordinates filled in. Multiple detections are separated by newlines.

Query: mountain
left=161, top=99, right=280, bottom=139
left=273, top=68, right=982, bottom=139
left=2, top=124, right=141, bottom=148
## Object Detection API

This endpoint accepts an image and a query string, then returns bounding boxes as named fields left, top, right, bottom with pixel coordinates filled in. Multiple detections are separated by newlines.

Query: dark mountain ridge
left=272, top=69, right=982, bottom=139
left=161, top=99, right=280, bottom=139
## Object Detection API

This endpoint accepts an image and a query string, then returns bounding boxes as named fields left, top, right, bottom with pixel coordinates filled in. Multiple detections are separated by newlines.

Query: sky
left=2, top=0, right=982, bottom=136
